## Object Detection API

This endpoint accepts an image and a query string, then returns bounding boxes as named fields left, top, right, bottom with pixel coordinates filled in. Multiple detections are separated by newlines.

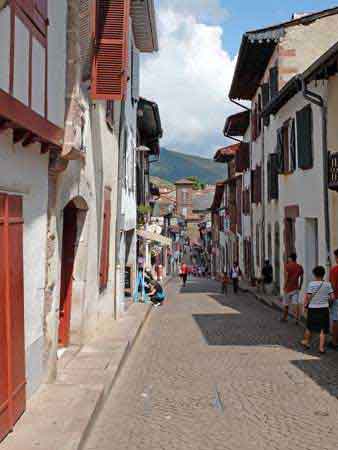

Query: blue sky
left=222, top=0, right=338, bottom=57
left=142, top=1, right=338, bottom=158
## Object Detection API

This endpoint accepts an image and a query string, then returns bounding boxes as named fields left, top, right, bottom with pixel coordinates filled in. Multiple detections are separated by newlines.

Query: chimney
left=291, top=12, right=314, bottom=20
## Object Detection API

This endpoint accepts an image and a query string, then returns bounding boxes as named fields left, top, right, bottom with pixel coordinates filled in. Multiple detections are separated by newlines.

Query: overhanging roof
left=264, top=40, right=338, bottom=116
left=229, top=7, right=338, bottom=100
left=214, top=143, right=241, bottom=163
left=223, top=110, right=250, bottom=137
left=131, top=0, right=158, bottom=52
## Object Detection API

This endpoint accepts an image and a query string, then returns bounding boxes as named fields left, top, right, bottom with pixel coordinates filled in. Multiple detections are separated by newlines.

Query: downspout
left=301, top=78, right=331, bottom=268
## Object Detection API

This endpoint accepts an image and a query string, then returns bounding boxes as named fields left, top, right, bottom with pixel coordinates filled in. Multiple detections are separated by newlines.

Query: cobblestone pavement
left=84, top=278, right=338, bottom=450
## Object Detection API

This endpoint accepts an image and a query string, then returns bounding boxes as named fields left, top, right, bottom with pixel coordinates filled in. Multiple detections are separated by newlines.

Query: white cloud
left=141, top=3, right=237, bottom=157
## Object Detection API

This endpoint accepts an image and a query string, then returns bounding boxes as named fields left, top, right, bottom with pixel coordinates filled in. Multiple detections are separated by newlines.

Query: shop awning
left=137, top=229, right=172, bottom=246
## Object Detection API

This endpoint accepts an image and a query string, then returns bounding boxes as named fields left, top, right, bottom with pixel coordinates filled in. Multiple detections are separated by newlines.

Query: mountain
left=150, top=148, right=226, bottom=184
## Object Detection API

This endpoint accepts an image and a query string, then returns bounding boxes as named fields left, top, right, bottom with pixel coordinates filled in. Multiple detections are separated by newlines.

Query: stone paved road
left=84, top=278, right=338, bottom=450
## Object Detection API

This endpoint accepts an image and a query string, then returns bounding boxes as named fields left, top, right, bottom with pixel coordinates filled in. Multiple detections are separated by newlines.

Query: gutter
left=301, top=78, right=331, bottom=268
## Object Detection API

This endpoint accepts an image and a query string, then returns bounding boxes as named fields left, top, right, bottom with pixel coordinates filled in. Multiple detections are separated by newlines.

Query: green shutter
left=270, top=154, right=279, bottom=200
left=262, top=83, right=270, bottom=126
left=290, top=119, right=296, bottom=171
left=297, top=105, right=313, bottom=170
left=267, top=157, right=272, bottom=201
left=269, top=67, right=279, bottom=99
left=276, top=127, right=284, bottom=173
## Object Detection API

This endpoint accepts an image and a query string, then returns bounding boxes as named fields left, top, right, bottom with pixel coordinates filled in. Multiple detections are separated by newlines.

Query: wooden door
left=58, top=203, right=77, bottom=347
left=0, top=194, right=26, bottom=443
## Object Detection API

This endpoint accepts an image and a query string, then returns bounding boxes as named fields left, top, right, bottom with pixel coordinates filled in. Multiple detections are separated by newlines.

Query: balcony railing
left=329, top=152, right=338, bottom=191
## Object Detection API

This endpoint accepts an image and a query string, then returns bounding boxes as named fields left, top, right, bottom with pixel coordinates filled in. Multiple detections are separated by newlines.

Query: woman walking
left=230, top=262, right=242, bottom=294
left=301, top=266, right=335, bottom=354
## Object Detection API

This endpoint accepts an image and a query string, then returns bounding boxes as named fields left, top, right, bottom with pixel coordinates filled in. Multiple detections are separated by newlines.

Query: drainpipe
left=301, top=78, right=331, bottom=268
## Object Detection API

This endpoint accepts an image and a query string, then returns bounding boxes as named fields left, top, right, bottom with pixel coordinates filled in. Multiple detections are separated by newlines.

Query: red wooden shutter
left=0, top=194, right=26, bottom=443
left=91, top=0, right=131, bottom=100
left=99, top=188, right=112, bottom=290
left=16, top=0, right=48, bottom=34
left=0, top=194, right=10, bottom=442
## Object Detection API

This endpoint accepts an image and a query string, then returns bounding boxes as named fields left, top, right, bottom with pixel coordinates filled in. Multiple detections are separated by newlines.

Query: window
left=296, top=105, right=313, bottom=170
left=242, top=189, right=250, bottom=215
left=269, top=66, right=279, bottom=99
left=257, top=94, right=262, bottom=137
left=276, top=119, right=296, bottom=174
left=106, top=101, right=114, bottom=131
left=99, top=188, right=112, bottom=290
left=182, top=207, right=188, bottom=217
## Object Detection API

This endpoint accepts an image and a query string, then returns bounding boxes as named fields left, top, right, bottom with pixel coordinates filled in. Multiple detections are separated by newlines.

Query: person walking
left=301, top=266, right=335, bottom=354
left=230, top=262, right=241, bottom=294
left=281, top=253, right=304, bottom=324
left=181, top=262, right=188, bottom=287
left=329, top=248, right=338, bottom=349
left=221, top=271, right=230, bottom=295
left=262, top=259, right=273, bottom=295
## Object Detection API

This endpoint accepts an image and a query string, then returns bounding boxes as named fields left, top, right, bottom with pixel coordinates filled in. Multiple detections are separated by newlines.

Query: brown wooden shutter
left=237, top=176, right=242, bottom=234
left=91, top=0, right=131, bottom=100
left=262, top=83, right=270, bottom=126
left=297, top=105, right=313, bottom=170
left=257, top=166, right=262, bottom=203
left=99, top=188, right=112, bottom=290
left=282, top=122, right=289, bottom=173
left=276, top=127, right=284, bottom=174
left=80, top=0, right=93, bottom=82
left=290, top=118, right=296, bottom=172
left=0, top=194, right=26, bottom=443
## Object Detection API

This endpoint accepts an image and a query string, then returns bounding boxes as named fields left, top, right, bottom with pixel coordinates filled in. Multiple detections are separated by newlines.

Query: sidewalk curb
left=78, top=304, right=153, bottom=450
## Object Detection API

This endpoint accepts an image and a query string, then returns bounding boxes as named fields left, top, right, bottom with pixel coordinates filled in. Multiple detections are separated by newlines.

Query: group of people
left=281, top=251, right=338, bottom=355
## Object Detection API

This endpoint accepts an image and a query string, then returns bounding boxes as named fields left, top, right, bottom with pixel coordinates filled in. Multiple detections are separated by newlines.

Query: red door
left=0, top=194, right=26, bottom=443
left=58, top=203, right=77, bottom=347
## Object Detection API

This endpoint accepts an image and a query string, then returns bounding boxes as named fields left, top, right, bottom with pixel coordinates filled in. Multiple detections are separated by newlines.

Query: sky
left=141, top=0, right=338, bottom=158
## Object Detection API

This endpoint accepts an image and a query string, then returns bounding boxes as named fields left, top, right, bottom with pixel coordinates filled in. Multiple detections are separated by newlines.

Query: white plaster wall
left=13, top=16, right=29, bottom=106
left=0, top=6, right=11, bottom=92
left=47, top=0, right=67, bottom=127
left=0, top=132, right=49, bottom=397
left=327, top=75, right=338, bottom=254
left=31, top=38, right=45, bottom=117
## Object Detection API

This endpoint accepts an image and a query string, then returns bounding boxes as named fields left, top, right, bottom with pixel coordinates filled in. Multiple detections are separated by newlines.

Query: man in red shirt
left=281, top=253, right=304, bottom=324
left=181, top=263, right=188, bottom=287
left=329, top=249, right=338, bottom=348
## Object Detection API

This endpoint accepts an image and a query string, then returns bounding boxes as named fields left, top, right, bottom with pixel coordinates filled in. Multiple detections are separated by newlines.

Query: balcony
left=329, top=152, right=338, bottom=191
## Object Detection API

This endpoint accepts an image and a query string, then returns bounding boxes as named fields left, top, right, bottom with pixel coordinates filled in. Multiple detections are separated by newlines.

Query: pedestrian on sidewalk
left=281, top=253, right=304, bottom=324
left=148, top=280, right=166, bottom=307
left=262, top=259, right=273, bottom=295
left=301, top=266, right=335, bottom=354
left=329, top=248, right=338, bottom=349
left=221, top=271, right=230, bottom=295
left=181, top=262, right=188, bottom=287
left=230, top=262, right=242, bottom=294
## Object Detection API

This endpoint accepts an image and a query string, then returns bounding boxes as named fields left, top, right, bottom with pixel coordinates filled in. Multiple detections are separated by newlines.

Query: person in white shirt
left=301, top=266, right=335, bottom=354
left=230, top=262, right=242, bottom=294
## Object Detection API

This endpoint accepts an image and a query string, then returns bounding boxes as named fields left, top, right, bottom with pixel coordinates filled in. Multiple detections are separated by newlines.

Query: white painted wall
left=0, top=132, right=49, bottom=397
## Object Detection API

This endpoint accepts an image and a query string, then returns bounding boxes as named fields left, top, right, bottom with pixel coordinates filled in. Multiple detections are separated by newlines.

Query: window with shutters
left=296, top=104, right=313, bottom=170
left=251, top=169, right=256, bottom=204
left=99, top=188, right=112, bottom=291
left=16, top=0, right=48, bottom=35
left=257, top=94, right=262, bottom=137
left=92, top=0, right=131, bottom=100
left=276, top=119, right=295, bottom=175
left=269, top=66, right=279, bottom=99
left=236, top=176, right=242, bottom=234
left=256, top=165, right=262, bottom=204
left=80, top=0, right=92, bottom=81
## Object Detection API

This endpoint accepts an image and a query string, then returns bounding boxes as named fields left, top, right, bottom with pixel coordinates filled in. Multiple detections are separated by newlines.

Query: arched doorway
left=58, top=198, right=88, bottom=347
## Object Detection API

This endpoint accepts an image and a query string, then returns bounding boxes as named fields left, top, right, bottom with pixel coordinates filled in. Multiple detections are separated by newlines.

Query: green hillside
left=151, top=148, right=226, bottom=184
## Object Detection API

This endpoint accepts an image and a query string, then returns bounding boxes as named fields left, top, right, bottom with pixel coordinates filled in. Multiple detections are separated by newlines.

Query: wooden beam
left=0, top=89, right=64, bottom=147
left=22, top=133, right=39, bottom=147
left=0, top=119, right=12, bottom=133
left=13, top=129, right=30, bottom=144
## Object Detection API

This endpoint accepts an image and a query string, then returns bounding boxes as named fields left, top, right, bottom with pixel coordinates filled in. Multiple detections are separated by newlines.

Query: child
left=222, top=272, right=230, bottom=294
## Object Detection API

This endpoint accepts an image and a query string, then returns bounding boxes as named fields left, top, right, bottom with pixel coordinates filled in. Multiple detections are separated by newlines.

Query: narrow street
left=84, top=278, right=338, bottom=450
